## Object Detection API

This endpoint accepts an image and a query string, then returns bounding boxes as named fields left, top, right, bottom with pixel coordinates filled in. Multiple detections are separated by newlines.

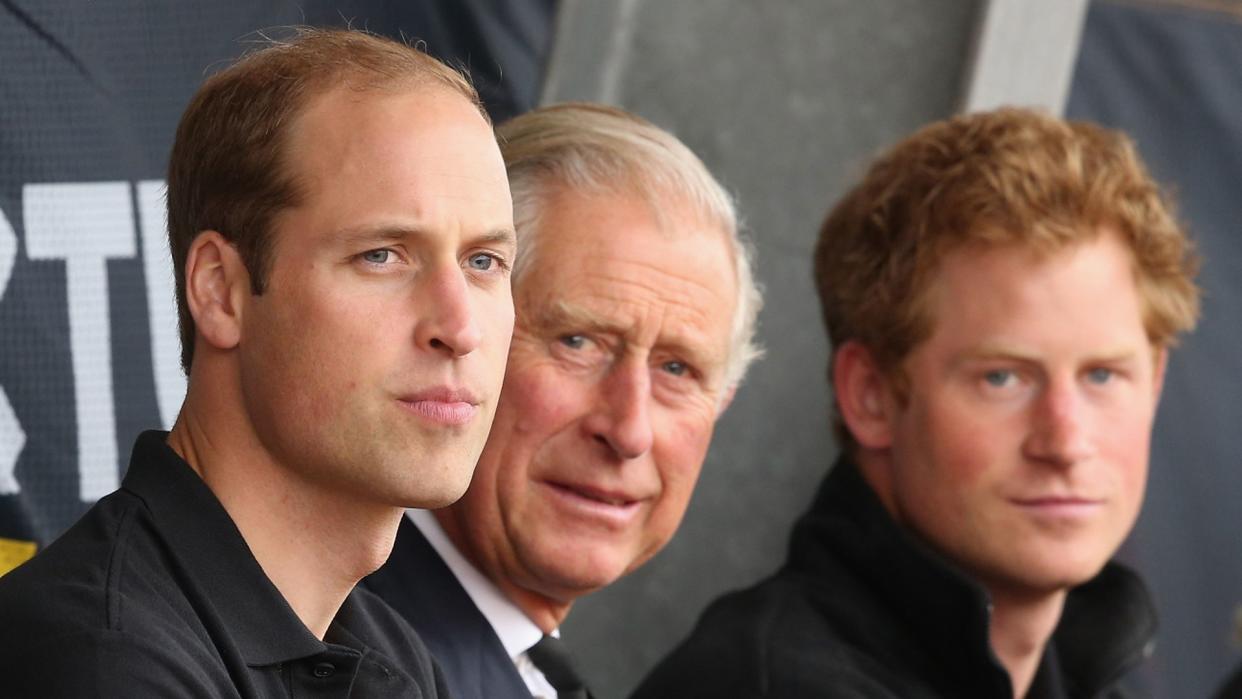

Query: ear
left=833, top=340, right=896, bottom=450
left=184, top=231, right=249, bottom=352
left=716, top=384, right=738, bottom=417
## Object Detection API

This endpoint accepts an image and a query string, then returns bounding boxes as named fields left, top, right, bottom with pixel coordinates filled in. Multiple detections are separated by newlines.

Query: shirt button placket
left=293, top=653, right=355, bottom=697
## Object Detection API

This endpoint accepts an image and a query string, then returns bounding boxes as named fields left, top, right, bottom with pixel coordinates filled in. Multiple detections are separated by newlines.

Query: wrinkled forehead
left=538, top=168, right=734, bottom=238
left=530, top=181, right=736, bottom=268
left=517, top=193, right=738, bottom=363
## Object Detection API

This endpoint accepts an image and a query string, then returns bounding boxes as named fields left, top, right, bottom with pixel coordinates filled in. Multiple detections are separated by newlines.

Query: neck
left=987, top=584, right=1066, bottom=699
left=498, top=578, right=573, bottom=634
left=856, top=450, right=1065, bottom=698
left=168, top=370, right=401, bottom=639
left=433, top=508, right=573, bottom=634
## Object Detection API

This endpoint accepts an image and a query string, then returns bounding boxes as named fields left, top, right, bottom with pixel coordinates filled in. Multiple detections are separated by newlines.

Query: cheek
left=1101, top=419, right=1152, bottom=493
left=479, top=290, right=516, bottom=349
left=245, top=301, right=307, bottom=389
left=641, top=447, right=706, bottom=559
left=483, top=366, right=588, bottom=499
left=502, top=365, right=587, bottom=436
left=282, top=289, right=390, bottom=366
left=895, top=395, right=997, bottom=487
left=1087, top=389, right=1157, bottom=472
left=654, top=462, right=702, bottom=515
left=651, top=410, right=715, bottom=506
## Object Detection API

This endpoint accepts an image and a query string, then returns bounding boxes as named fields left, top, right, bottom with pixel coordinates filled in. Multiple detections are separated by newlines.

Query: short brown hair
left=166, top=27, right=485, bottom=371
left=814, top=107, right=1200, bottom=447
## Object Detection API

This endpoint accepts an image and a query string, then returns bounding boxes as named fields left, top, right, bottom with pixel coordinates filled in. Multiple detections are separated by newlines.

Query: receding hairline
left=268, top=78, right=501, bottom=232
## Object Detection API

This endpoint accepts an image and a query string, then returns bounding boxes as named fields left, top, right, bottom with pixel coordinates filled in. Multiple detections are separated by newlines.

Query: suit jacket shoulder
left=363, top=515, right=531, bottom=699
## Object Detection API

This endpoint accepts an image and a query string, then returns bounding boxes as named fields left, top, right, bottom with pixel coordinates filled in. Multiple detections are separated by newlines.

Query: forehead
left=918, top=229, right=1148, bottom=357
left=287, top=82, right=492, bottom=175
left=520, top=188, right=737, bottom=358
left=271, top=84, right=511, bottom=243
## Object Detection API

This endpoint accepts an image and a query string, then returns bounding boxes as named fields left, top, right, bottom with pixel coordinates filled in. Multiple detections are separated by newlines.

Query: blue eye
left=468, top=253, right=496, bottom=271
left=662, top=360, right=688, bottom=377
left=361, top=249, right=393, bottom=264
left=560, top=335, right=586, bottom=350
left=984, top=370, right=1015, bottom=388
left=1086, top=367, right=1114, bottom=384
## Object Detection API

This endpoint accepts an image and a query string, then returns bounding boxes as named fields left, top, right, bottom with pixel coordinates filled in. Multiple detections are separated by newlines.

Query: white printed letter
left=0, top=204, right=25, bottom=495
left=24, top=182, right=135, bottom=502
left=136, top=181, right=185, bottom=428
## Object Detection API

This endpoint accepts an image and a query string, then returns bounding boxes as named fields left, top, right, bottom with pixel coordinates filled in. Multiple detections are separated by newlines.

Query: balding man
left=0, top=29, right=516, bottom=697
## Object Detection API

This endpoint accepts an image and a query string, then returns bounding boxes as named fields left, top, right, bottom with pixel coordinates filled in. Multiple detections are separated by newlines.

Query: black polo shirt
left=0, top=430, right=449, bottom=698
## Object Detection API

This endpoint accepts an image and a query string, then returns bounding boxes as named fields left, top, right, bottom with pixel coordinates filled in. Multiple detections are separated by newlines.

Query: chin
left=418, top=451, right=487, bottom=507
left=379, top=469, right=473, bottom=510
left=532, top=549, right=632, bottom=598
left=996, top=555, right=1111, bottom=596
left=411, top=479, right=474, bottom=509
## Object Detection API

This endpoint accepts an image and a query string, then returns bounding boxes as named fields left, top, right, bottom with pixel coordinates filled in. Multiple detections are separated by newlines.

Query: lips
left=1009, top=496, right=1104, bottom=519
left=1011, top=494, right=1102, bottom=506
left=397, top=386, right=480, bottom=426
left=553, top=482, right=638, bottom=507
left=542, top=480, right=645, bottom=526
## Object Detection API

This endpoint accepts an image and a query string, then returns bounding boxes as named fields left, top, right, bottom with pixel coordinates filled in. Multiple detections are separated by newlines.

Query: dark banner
left=0, top=0, right=553, bottom=573
left=1067, top=1, right=1242, bottom=695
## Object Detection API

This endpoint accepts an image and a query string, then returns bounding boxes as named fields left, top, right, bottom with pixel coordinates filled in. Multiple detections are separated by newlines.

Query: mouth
left=397, top=387, right=480, bottom=426
left=543, top=481, right=644, bottom=525
left=1010, top=496, right=1104, bottom=519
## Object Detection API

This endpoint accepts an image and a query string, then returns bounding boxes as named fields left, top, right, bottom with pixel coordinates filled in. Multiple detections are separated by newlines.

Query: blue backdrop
left=1068, top=2, right=1242, bottom=695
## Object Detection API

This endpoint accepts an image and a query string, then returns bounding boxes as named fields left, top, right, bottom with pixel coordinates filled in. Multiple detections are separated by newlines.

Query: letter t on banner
left=24, top=182, right=136, bottom=502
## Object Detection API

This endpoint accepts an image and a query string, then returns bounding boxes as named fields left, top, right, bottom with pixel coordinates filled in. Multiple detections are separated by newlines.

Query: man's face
left=236, top=85, right=515, bottom=508
left=443, top=187, right=737, bottom=604
left=874, top=229, right=1164, bottom=598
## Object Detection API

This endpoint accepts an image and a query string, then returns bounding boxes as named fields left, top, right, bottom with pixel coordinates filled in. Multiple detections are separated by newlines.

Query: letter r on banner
left=24, top=182, right=136, bottom=502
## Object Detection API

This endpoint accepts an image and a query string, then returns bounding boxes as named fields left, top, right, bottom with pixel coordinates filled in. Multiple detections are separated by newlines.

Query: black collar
left=120, top=430, right=329, bottom=667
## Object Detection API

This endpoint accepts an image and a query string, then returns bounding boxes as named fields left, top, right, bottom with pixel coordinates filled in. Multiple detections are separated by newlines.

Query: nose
left=1023, top=380, right=1095, bottom=467
left=585, top=358, right=655, bottom=460
left=415, top=266, right=482, bottom=357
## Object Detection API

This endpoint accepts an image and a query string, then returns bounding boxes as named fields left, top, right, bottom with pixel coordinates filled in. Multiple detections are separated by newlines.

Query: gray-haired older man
left=365, top=102, right=762, bottom=699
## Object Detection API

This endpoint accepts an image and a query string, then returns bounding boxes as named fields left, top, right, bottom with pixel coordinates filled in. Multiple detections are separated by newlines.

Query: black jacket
left=1215, top=664, right=1242, bottom=699
left=633, top=458, right=1156, bottom=698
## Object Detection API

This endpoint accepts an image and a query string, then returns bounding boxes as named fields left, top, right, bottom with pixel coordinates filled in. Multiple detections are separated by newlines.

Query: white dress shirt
left=407, top=509, right=559, bottom=699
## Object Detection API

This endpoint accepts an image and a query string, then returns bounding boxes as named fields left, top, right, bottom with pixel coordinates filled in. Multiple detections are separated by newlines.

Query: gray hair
left=498, top=102, right=763, bottom=389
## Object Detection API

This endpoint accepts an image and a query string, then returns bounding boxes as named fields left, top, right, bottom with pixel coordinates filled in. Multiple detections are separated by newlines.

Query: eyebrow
left=955, top=344, right=1142, bottom=366
left=335, top=222, right=517, bottom=249
left=473, top=228, right=518, bottom=248
left=537, top=300, right=724, bottom=369
left=538, top=300, right=622, bottom=336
